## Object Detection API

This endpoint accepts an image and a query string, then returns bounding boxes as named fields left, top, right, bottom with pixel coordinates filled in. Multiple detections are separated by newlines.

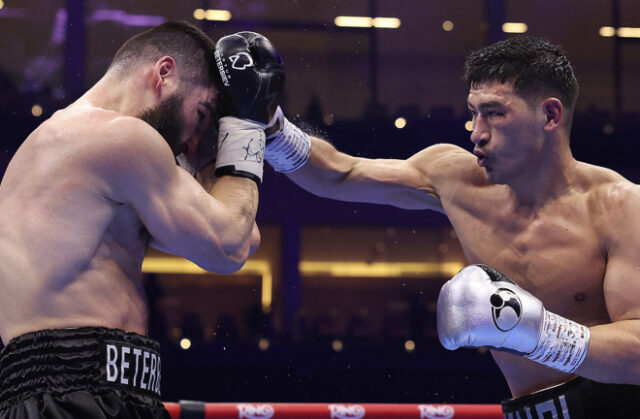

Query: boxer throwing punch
left=0, top=22, right=281, bottom=418
left=236, top=34, right=640, bottom=417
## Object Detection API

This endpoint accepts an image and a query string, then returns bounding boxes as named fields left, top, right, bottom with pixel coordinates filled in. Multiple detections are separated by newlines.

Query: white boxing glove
left=437, top=264, right=590, bottom=374
left=214, top=116, right=266, bottom=185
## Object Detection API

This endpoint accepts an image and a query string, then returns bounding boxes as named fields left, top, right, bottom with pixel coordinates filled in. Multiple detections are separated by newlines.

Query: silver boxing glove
left=437, top=264, right=544, bottom=354
left=437, top=264, right=590, bottom=373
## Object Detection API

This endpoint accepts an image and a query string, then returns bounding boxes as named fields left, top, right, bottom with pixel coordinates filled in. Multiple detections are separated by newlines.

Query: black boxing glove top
left=214, top=31, right=285, bottom=124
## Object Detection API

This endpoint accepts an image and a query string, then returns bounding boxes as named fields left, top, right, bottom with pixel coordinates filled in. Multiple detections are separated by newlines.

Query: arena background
left=1, top=0, right=639, bottom=405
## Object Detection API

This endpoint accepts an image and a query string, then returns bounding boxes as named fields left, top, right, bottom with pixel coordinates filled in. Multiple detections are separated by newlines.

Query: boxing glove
left=437, top=264, right=590, bottom=373
left=214, top=31, right=310, bottom=177
left=212, top=31, right=285, bottom=184
left=215, top=31, right=284, bottom=124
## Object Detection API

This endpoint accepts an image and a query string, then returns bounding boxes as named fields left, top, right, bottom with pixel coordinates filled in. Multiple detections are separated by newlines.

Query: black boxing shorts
left=0, top=327, right=170, bottom=419
left=501, top=376, right=640, bottom=419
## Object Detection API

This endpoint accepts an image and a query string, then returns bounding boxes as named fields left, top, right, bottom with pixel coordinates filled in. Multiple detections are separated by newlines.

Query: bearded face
left=138, top=92, right=186, bottom=156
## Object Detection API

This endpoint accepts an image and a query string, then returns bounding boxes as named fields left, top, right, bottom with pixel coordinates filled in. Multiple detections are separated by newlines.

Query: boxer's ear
left=152, top=56, right=177, bottom=98
left=542, top=98, right=562, bottom=132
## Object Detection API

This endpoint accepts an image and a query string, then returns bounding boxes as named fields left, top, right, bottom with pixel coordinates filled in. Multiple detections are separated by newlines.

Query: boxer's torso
left=0, top=104, right=149, bottom=344
left=439, top=159, right=623, bottom=397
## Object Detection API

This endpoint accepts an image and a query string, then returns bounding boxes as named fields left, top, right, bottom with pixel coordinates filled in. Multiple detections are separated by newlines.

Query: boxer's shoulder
left=409, top=143, right=478, bottom=176
left=33, top=108, right=177, bottom=204
left=575, top=164, right=640, bottom=244
left=407, top=143, right=489, bottom=196
left=69, top=112, right=174, bottom=172
left=580, top=164, right=640, bottom=215
left=25, top=106, right=156, bottom=162
left=52, top=104, right=165, bottom=147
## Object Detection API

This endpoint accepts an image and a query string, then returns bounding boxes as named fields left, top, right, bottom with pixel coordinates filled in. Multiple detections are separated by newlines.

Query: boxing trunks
left=0, top=327, right=170, bottom=419
left=501, top=376, right=640, bottom=419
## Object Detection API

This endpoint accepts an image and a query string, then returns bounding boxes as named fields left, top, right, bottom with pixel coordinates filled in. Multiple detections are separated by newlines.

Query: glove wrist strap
left=524, top=310, right=590, bottom=373
left=265, top=107, right=311, bottom=173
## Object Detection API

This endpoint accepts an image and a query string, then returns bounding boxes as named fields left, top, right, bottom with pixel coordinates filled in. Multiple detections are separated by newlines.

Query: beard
left=138, top=93, right=185, bottom=156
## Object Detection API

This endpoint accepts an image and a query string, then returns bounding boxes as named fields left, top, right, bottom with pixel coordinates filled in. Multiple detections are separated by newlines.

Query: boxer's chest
left=446, top=199, right=609, bottom=324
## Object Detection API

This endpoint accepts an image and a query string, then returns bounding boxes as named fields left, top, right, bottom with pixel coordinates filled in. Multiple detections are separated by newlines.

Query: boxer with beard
left=0, top=22, right=264, bottom=418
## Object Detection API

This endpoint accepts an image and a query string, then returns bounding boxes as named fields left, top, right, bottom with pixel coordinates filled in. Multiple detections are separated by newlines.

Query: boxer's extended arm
left=574, top=185, right=640, bottom=384
left=285, top=137, right=470, bottom=212
left=97, top=117, right=259, bottom=273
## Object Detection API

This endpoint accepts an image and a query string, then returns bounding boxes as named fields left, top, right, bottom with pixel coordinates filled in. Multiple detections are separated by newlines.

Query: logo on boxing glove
left=214, top=50, right=230, bottom=87
left=229, top=52, right=254, bottom=70
left=490, top=288, right=522, bottom=331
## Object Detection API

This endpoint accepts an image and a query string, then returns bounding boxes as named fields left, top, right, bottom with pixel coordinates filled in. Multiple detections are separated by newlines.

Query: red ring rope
left=163, top=402, right=502, bottom=418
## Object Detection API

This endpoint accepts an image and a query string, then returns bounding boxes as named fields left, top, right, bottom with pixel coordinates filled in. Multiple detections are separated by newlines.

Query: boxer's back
left=0, top=104, right=149, bottom=344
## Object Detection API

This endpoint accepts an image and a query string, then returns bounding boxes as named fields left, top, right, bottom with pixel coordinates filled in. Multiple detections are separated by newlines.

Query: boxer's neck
left=79, top=66, right=173, bottom=118
left=505, top=141, right=578, bottom=210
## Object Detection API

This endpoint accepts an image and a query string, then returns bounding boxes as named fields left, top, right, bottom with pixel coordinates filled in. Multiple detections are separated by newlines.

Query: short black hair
left=464, top=37, right=579, bottom=122
left=109, top=21, right=216, bottom=87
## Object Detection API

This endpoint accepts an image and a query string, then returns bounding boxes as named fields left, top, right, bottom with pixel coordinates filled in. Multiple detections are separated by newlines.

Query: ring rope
left=163, top=401, right=503, bottom=418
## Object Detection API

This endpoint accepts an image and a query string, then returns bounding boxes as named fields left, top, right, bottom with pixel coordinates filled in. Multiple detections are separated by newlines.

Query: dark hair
left=464, top=37, right=579, bottom=123
left=108, top=21, right=216, bottom=88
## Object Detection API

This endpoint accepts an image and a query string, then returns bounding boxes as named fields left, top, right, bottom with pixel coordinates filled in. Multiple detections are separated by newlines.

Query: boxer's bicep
left=581, top=236, right=640, bottom=383
left=287, top=138, right=464, bottom=211
left=346, top=157, right=444, bottom=211
left=574, top=184, right=640, bottom=384
left=602, top=233, right=640, bottom=323
left=353, top=143, right=471, bottom=210
left=601, top=184, right=640, bottom=322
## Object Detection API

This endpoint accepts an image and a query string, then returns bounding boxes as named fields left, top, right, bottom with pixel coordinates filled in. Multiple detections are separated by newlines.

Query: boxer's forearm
left=187, top=175, right=259, bottom=273
left=285, top=136, right=362, bottom=200
left=144, top=166, right=258, bottom=274
left=200, top=159, right=259, bottom=257
left=209, top=178, right=259, bottom=247
left=576, top=320, right=640, bottom=385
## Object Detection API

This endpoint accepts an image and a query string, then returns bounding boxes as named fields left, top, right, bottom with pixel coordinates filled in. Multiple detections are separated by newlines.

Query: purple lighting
left=0, top=7, right=27, bottom=18
left=91, top=9, right=166, bottom=27
left=52, top=8, right=67, bottom=45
